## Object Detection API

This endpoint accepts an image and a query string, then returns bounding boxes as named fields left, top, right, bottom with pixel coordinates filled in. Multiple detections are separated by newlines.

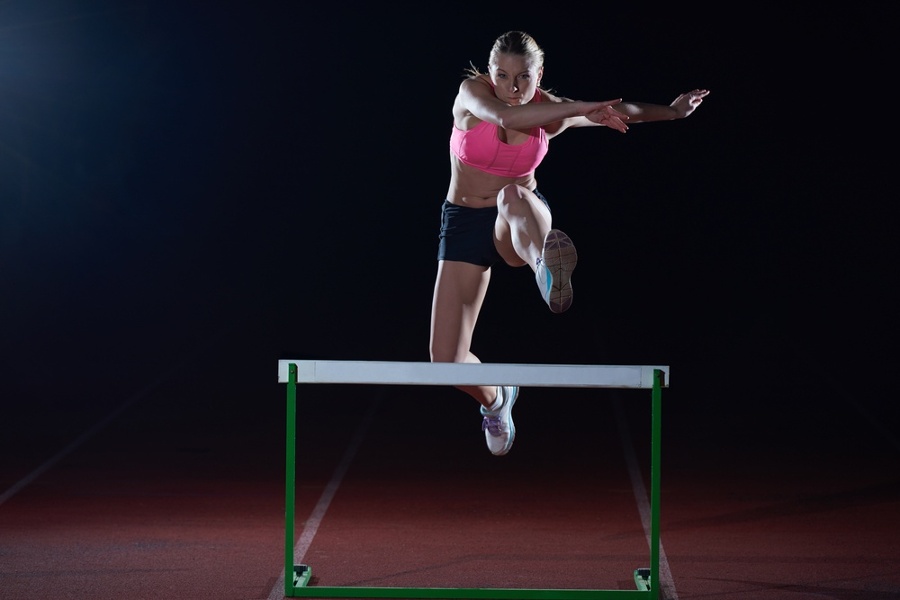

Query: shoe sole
left=542, top=230, right=577, bottom=313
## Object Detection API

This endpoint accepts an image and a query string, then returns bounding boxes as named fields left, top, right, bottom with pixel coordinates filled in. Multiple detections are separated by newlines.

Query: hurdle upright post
left=284, top=362, right=297, bottom=596
left=651, top=368, right=663, bottom=597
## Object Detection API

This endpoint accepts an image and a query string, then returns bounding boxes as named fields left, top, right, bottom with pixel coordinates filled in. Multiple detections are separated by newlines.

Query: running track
left=2, top=321, right=898, bottom=600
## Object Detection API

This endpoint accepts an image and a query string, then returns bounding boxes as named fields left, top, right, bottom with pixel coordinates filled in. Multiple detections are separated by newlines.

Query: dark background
left=1, top=3, right=896, bottom=438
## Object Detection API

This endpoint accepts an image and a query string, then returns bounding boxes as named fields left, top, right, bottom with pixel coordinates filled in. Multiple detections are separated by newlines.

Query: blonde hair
left=464, top=30, right=545, bottom=78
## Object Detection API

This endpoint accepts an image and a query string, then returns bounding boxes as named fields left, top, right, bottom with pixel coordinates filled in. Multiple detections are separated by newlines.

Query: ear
left=537, top=66, right=544, bottom=86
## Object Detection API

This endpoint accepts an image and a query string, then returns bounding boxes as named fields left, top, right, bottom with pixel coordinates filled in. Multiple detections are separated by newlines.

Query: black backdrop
left=1, top=3, right=896, bottom=426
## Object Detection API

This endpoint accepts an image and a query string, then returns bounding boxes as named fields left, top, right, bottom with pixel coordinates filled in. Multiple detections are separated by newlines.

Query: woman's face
left=489, top=53, right=542, bottom=105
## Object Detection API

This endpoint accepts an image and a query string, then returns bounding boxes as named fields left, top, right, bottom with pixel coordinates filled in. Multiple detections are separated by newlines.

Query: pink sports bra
left=449, top=89, right=549, bottom=178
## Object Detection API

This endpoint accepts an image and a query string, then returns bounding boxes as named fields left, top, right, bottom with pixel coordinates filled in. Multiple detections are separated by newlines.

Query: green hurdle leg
left=285, top=363, right=298, bottom=597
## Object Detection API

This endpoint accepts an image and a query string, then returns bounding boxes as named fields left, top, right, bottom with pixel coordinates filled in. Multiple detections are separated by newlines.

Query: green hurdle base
left=289, top=566, right=652, bottom=598
left=283, top=363, right=665, bottom=600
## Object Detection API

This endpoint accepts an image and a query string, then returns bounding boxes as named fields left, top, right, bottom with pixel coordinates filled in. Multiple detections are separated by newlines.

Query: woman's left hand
left=671, top=89, right=710, bottom=118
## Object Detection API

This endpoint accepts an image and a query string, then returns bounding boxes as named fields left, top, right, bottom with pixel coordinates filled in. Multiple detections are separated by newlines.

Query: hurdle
left=278, top=360, right=669, bottom=599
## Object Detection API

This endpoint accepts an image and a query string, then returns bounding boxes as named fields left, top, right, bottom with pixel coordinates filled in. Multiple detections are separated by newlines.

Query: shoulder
left=536, top=87, right=567, bottom=104
left=453, top=75, right=496, bottom=125
left=459, top=74, right=493, bottom=95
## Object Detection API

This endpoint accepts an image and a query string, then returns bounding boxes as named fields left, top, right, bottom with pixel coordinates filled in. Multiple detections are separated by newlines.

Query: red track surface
left=2, top=339, right=898, bottom=600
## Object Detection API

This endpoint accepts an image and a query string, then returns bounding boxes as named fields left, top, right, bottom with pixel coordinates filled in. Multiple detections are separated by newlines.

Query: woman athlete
left=430, top=30, right=709, bottom=456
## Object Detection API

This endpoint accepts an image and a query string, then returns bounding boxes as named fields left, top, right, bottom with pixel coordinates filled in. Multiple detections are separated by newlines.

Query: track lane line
left=614, top=391, right=679, bottom=600
left=0, top=327, right=232, bottom=507
left=267, top=394, right=380, bottom=600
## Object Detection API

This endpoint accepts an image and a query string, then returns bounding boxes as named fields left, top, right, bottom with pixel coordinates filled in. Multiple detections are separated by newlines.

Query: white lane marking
left=614, top=391, right=679, bottom=600
left=0, top=326, right=230, bottom=507
left=267, top=396, right=378, bottom=600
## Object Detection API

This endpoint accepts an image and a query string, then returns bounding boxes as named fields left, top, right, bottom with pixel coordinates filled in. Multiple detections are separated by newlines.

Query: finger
left=607, top=117, right=628, bottom=133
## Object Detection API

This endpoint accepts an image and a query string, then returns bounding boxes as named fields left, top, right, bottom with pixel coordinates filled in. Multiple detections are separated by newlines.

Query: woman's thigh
left=429, top=260, right=491, bottom=362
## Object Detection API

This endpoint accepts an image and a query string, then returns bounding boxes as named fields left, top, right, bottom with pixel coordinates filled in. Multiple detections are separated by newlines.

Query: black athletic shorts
left=437, top=189, right=549, bottom=267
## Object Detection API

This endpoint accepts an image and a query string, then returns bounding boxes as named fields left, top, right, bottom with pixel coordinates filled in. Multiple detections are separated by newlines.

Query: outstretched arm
left=455, top=76, right=626, bottom=132
left=585, top=89, right=710, bottom=129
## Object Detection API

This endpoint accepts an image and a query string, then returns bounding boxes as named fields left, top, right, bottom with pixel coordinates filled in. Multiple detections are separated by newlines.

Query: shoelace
left=482, top=416, right=502, bottom=436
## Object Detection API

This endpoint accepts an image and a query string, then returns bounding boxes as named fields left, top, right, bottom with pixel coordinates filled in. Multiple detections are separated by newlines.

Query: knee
left=429, top=341, right=443, bottom=363
left=429, top=343, right=463, bottom=364
left=496, top=184, right=528, bottom=217
left=430, top=334, right=473, bottom=363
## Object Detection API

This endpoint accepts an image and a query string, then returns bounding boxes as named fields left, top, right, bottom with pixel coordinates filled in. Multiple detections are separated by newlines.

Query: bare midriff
left=445, top=153, right=537, bottom=209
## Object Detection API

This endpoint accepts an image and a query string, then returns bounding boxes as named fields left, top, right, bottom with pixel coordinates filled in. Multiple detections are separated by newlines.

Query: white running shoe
left=480, top=385, right=519, bottom=456
left=535, top=229, right=577, bottom=313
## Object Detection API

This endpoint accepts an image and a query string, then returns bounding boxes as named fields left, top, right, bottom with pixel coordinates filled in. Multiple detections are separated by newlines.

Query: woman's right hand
left=585, top=100, right=629, bottom=133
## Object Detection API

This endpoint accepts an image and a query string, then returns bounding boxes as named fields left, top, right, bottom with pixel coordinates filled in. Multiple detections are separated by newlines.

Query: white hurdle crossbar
left=278, top=360, right=670, bottom=600
left=278, top=360, right=668, bottom=389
